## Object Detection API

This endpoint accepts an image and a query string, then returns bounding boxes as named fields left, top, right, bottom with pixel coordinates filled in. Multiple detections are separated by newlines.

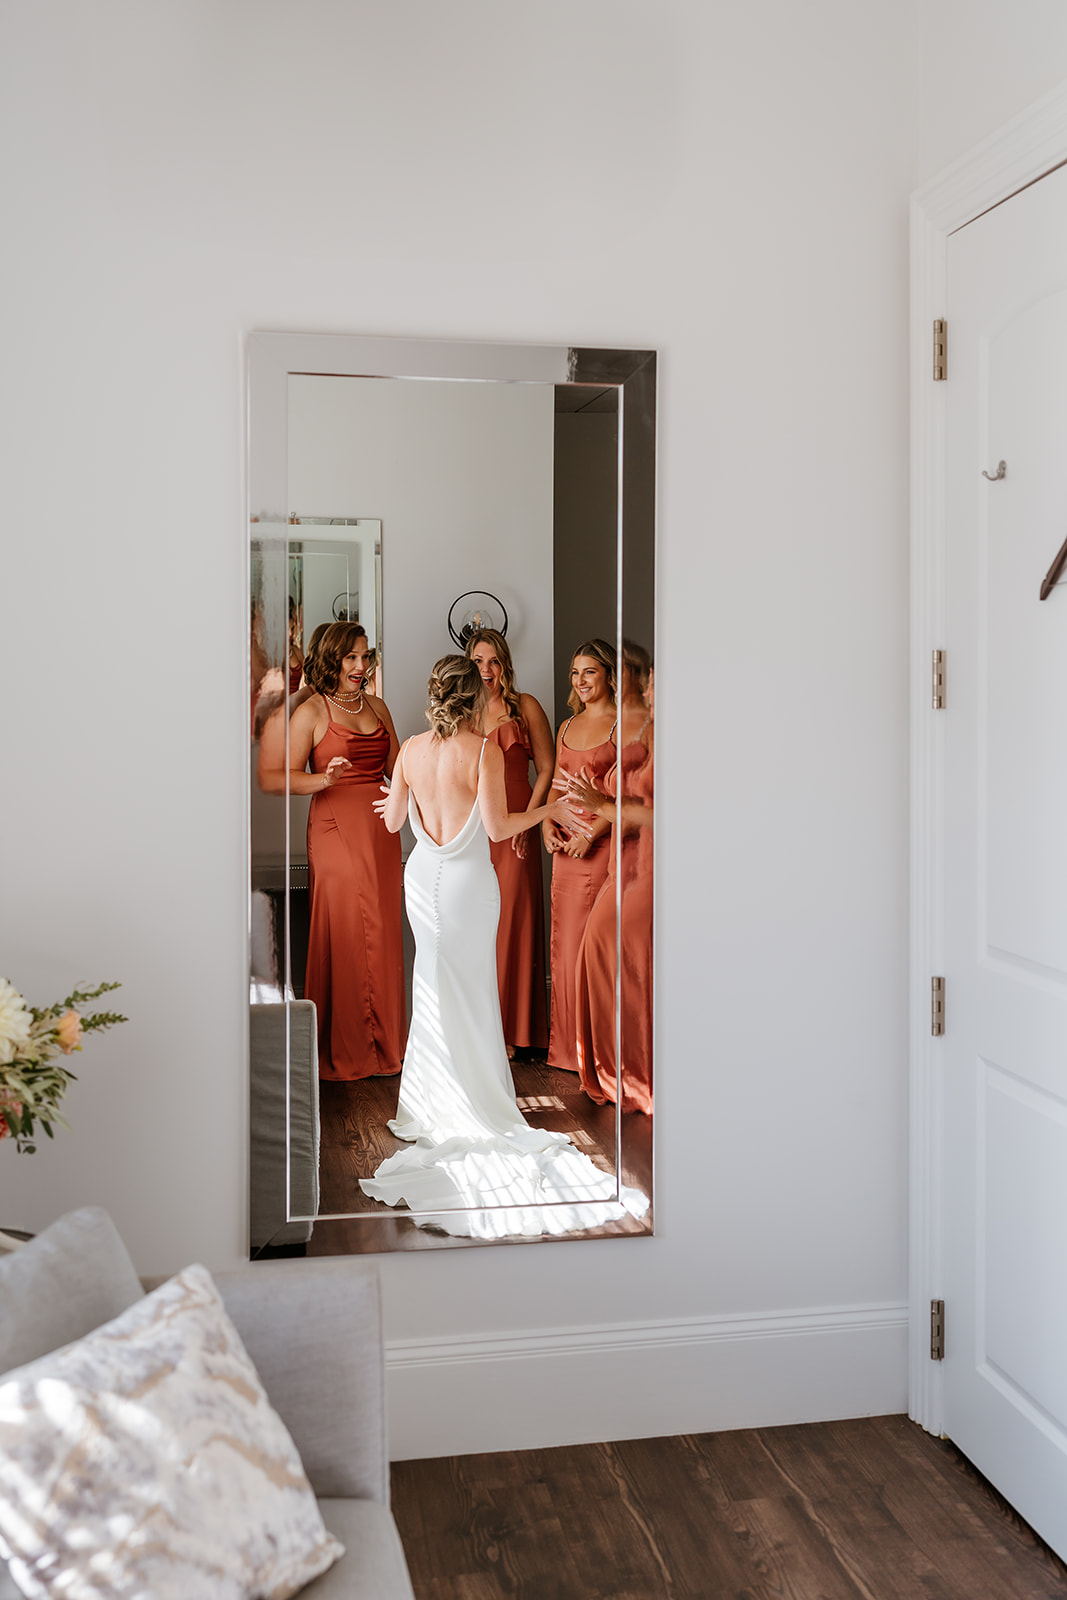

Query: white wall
left=288, top=374, right=555, bottom=743
left=918, top=0, right=1067, bottom=180
left=0, top=0, right=915, bottom=1456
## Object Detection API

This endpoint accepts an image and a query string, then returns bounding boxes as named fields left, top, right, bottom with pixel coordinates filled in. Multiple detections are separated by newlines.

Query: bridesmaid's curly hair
left=298, top=621, right=331, bottom=687
left=305, top=621, right=368, bottom=697
left=465, top=628, right=524, bottom=727
left=425, top=655, right=487, bottom=739
left=566, top=637, right=617, bottom=716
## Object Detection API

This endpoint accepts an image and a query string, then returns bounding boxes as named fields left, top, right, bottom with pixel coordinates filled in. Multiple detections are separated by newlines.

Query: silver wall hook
left=982, top=460, right=1007, bottom=481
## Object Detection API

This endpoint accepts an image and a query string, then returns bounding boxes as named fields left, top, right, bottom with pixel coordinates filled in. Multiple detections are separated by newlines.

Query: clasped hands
left=546, top=767, right=607, bottom=858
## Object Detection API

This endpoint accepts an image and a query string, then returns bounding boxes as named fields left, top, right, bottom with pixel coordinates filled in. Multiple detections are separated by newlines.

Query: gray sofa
left=250, top=998, right=321, bottom=1250
left=0, top=1208, right=414, bottom=1599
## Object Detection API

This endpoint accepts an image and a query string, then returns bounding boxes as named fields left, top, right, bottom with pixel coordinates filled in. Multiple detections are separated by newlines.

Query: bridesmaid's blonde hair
left=465, top=628, right=524, bottom=727
left=567, top=637, right=617, bottom=716
left=426, top=655, right=487, bottom=739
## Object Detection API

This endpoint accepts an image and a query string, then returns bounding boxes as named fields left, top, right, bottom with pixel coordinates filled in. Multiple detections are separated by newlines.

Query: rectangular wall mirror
left=248, top=332, right=655, bottom=1255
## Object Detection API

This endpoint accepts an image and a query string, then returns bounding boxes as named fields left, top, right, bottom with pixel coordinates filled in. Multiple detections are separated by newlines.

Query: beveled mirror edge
left=247, top=331, right=657, bottom=1257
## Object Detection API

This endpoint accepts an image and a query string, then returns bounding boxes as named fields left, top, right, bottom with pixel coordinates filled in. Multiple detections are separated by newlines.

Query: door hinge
left=933, top=319, right=947, bottom=381
left=931, top=976, right=945, bottom=1036
left=932, top=649, right=945, bottom=709
left=931, top=1298, right=945, bottom=1361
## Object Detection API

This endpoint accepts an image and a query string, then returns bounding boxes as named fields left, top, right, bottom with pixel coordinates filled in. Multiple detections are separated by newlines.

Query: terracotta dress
left=487, top=721, right=549, bottom=1050
left=575, top=742, right=654, bottom=1114
left=547, top=719, right=617, bottom=1073
left=305, top=718, right=407, bottom=1080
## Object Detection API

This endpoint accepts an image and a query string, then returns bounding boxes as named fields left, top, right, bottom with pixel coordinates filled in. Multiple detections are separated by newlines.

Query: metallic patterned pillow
left=0, top=1263, right=344, bottom=1599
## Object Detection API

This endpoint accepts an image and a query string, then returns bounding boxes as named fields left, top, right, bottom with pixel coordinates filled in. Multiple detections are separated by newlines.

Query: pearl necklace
left=325, top=690, right=364, bottom=714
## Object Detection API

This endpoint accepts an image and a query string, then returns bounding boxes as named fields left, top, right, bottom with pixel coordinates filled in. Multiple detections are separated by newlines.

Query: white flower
left=0, top=979, right=33, bottom=1066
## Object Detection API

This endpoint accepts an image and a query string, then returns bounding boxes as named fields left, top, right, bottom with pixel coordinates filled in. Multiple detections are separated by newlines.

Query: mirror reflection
left=248, top=336, right=655, bottom=1255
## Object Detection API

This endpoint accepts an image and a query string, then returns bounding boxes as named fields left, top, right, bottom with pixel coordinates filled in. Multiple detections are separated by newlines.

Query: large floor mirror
left=248, top=333, right=655, bottom=1255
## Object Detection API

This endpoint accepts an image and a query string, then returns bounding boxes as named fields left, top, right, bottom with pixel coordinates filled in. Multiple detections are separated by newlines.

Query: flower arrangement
left=0, top=978, right=127, bottom=1154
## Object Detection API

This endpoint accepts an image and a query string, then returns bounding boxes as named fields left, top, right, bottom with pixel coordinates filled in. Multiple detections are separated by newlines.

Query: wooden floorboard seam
left=391, top=1418, right=1067, bottom=1600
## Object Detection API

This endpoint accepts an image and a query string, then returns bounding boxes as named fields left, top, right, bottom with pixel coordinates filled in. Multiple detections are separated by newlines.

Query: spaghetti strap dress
left=547, top=718, right=617, bottom=1073
left=487, top=720, right=548, bottom=1051
left=305, top=717, right=407, bottom=1080
left=359, top=742, right=648, bottom=1239
left=575, top=741, right=654, bottom=1115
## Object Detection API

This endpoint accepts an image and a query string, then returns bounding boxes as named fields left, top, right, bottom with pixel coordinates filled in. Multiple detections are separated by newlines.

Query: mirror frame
left=247, top=331, right=656, bottom=1256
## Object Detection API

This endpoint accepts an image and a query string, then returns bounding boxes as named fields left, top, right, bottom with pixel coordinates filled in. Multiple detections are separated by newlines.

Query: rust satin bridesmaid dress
left=488, top=720, right=548, bottom=1051
left=575, top=742, right=653, bottom=1114
left=305, top=717, right=407, bottom=1080
left=546, top=719, right=616, bottom=1073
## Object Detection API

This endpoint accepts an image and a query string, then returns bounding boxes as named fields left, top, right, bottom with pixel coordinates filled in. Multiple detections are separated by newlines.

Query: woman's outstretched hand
left=547, top=795, right=593, bottom=839
left=373, top=780, right=391, bottom=819
left=553, top=766, right=607, bottom=817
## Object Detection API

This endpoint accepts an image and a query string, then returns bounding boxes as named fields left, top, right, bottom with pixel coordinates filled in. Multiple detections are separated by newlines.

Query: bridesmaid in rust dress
left=467, top=629, right=554, bottom=1055
left=544, top=638, right=617, bottom=1073
left=567, top=656, right=654, bottom=1115
left=273, top=621, right=407, bottom=1081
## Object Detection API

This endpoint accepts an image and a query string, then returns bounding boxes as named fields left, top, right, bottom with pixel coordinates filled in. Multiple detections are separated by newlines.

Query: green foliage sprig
left=0, top=979, right=127, bottom=1154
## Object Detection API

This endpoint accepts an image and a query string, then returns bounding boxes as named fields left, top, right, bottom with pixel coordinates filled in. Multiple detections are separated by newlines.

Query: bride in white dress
left=360, top=655, right=649, bottom=1239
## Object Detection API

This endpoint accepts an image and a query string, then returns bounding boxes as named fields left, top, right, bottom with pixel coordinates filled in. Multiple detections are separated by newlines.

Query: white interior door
left=943, top=158, right=1067, bottom=1556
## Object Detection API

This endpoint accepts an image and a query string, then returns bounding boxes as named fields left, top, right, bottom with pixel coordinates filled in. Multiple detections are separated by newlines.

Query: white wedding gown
left=359, top=778, right=649, bottom=1239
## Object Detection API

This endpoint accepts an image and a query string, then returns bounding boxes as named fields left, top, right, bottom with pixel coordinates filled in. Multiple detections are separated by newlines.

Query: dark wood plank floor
left=390, top=1416, right=1067, bottom=1600
left=308, top=1055, right=653, bottom=1254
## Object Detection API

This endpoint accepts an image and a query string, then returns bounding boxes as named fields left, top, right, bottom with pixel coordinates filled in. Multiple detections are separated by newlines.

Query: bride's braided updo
left=425, top=654, right=487, bottom=739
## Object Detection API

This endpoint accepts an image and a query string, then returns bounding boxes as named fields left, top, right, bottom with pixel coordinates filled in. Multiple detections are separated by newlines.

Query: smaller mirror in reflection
left=256, top=521, right=407, bottom=1086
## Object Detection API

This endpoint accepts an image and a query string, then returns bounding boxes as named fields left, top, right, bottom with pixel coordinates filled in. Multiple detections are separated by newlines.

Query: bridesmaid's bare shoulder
left=291, top=692, right=328, bottom=730
left=401, top=730, right=434, bottom=766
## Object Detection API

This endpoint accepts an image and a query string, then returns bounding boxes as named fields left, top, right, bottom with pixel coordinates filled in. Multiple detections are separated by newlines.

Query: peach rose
left=55, top=1009, right=83, bottom=1054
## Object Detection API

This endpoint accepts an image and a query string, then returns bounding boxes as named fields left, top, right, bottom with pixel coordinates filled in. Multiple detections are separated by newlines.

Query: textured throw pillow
left=0, top=1263, right=344, bottom=1599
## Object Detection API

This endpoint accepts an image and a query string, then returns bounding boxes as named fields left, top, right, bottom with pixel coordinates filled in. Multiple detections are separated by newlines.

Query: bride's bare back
left=401, top=728, right=488, bottom=846
left=381, top=723, right=584, bottom=848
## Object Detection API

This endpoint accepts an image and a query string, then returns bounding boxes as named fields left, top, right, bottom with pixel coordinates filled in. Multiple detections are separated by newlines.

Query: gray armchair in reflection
left=250, top=1001, right=320, bottom=1252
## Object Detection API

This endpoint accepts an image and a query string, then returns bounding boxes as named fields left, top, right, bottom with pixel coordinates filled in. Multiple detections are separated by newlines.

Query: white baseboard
left=386, top=1301, right=909, bottom=1460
